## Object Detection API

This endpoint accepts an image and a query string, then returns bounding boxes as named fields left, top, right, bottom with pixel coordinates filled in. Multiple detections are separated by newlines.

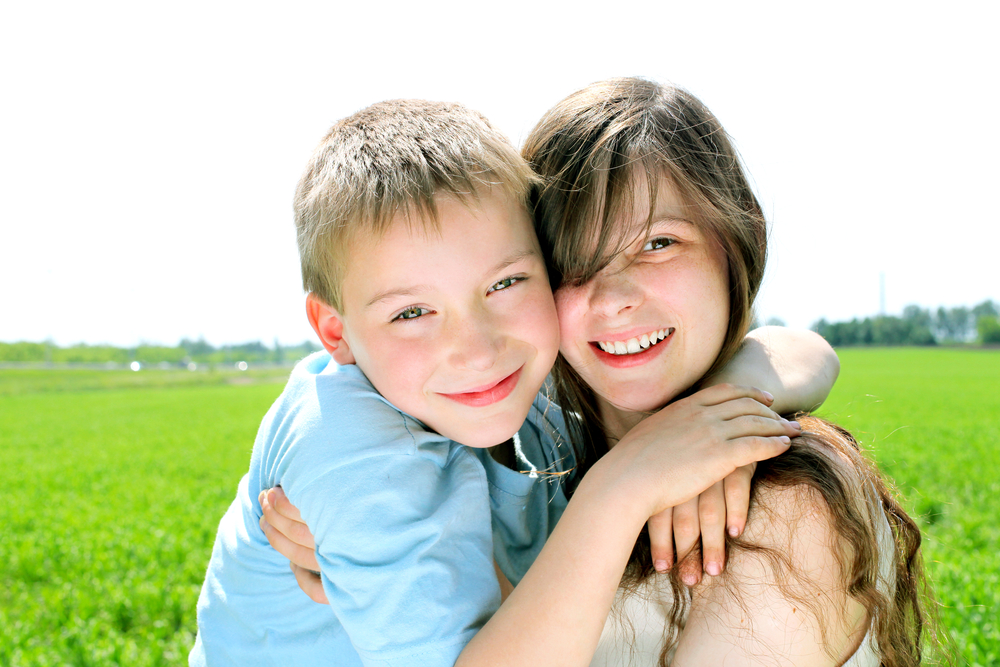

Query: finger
left=728, top=434, right=793, bottom=469
left=290, top=562, right=329, bottom=604
left=724, top=463, right=755, bottom=537
left=722, top=414, right=802, bottom=441
left=261, top=490, right=316, bottom=550
left=692, top=383, right=774, bottom=408
left=699, top=482, right=727, bottom=577
left=672, top=497, right=702, bottom=586
left=714, top=396, right=782, bottom=422
left=269, top=486, right=304, bottom=523
left=260, top=513, right=321, bottom=571
left=647, top=508, right=674, bottom=573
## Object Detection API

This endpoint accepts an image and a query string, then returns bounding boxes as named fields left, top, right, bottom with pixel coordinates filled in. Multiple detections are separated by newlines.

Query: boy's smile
left=327, top=189, right=559, bottom=449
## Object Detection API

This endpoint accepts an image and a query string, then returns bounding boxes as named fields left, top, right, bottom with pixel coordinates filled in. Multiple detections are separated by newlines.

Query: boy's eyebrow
left=485, top=248, right=539, bottom=278
left=364, top=249, right=539, bottom=309
left=365, top=285, right=434, bottom=308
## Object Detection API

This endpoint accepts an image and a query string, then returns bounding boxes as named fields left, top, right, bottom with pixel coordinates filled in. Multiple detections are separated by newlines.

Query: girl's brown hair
left=523, top=77, right=766, bottom=466
left=523, top=78, right=939, bottom=666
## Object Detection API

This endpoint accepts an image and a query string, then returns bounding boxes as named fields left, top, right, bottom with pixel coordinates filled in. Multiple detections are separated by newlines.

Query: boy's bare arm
left=709, top=326, right=840, bottom=415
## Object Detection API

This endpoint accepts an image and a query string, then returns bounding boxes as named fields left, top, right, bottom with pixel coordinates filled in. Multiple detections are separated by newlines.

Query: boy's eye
left=643, top=237, right=675, bottom=251
left=392, top=306, right=430, bottom=322
left=487, top=276, right=524, bottom=294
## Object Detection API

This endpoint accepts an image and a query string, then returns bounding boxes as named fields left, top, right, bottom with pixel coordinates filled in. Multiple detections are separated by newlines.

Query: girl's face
left=553, top=177, right=730, bottom=433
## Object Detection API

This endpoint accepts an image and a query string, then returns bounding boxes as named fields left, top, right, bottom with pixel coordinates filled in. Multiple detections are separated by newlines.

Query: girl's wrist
left=577, top=445, right=654, bottom=530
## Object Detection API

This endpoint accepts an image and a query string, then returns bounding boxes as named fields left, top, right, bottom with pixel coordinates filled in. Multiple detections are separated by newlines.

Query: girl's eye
left=487, top=276, right=524, bottom=293
left=392, top=306, right=430, bottom=322
left=643, top=237, right=675, bottom=251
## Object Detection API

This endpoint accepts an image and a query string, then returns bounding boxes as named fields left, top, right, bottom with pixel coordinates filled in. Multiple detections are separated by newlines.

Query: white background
left=2, top=0, right=997, bottom=347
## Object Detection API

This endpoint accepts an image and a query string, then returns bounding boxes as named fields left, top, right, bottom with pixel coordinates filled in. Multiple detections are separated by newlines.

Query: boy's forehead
left=338, top=188, right=539, bottom=306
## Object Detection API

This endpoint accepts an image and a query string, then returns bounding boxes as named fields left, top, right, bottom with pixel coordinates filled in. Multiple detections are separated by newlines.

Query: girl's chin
left=598, top=388, right=677, bottom=417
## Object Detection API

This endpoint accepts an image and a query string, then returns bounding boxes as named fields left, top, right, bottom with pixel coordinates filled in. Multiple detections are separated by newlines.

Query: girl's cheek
left=554, top=286, right=587, bottom=336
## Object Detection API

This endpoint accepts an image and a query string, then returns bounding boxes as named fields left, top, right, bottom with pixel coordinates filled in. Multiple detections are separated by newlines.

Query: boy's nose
left=447, top=317, right=502, bottom=372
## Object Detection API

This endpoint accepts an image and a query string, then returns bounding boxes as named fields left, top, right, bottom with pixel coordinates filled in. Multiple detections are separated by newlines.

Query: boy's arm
left=709, top=327, right=840, bottom=415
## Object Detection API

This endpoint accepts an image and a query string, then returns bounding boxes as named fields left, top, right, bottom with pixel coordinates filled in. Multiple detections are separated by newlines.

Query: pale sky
left=2, top=1, right=997, bottom=347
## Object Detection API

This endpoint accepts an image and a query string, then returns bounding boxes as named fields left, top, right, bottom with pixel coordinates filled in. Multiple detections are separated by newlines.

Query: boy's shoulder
left=256, top=352, right=456, bottom=484
left=276, top=351, right=436, bottom=447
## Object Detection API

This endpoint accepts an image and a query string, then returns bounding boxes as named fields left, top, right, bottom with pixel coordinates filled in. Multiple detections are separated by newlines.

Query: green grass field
left=817, top=348, right=1000, bottom=665
left=1, top=349, right=997, bottom=665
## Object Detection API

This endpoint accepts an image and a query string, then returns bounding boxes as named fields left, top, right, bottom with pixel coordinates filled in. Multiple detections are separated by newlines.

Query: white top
left=591, top=489, right=897, bottom=666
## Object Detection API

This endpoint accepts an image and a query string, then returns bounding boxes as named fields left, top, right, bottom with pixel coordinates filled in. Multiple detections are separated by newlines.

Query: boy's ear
left=305, top=293, right=355, bottom=365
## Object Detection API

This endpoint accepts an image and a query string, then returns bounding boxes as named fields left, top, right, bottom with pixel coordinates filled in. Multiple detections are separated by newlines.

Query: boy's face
left=335, top=190, right=559, bottom=449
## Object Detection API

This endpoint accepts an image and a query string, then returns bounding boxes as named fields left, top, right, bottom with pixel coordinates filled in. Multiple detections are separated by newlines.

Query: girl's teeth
left=599, top=328, right=673, bottom=356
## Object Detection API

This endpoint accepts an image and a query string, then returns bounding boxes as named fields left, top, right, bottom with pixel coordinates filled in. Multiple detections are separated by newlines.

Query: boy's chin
left=444, top=423, right=521, bottom=450
left=430, top=410, right=525, bottom=449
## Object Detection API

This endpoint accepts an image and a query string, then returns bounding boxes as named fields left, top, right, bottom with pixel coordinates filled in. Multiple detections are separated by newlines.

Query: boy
left=191, top=99, right=829, bottom=666
left=191, top=99, right=570, bottom=666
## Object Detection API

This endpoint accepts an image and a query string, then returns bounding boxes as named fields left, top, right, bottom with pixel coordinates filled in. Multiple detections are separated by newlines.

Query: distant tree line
left=812, top=300, right=1000, bottom=347
left=0, top=338, right=320, bottom=365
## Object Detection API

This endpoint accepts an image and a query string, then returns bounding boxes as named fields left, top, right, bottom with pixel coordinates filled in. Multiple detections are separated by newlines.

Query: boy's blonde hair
left=295, top=99, right=539, bottom=312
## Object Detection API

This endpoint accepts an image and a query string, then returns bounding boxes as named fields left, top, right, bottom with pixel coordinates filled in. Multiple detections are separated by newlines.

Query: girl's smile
left=553, top=176, right=730, bottom=431
left=590, top=327, right=675, bottom=368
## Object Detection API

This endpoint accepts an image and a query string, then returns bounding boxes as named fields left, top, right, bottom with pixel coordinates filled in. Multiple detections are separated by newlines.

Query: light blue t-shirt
left=190, top=352, right=574, bottom=667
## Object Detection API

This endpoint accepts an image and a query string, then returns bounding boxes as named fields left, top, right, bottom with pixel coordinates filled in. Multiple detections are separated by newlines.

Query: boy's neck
left=488, top=438, right=516, bottom=469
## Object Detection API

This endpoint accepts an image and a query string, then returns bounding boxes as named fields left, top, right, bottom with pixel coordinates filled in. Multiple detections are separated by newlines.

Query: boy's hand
left=640, top=387, right=791, bottom=585
left=648, top=463, right=755, bottom=585
left=259, top=487, right=327, bottom=604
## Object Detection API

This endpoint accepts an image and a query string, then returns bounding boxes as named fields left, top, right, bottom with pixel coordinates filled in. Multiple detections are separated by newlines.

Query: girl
left=262, top=78, right=931, bottom=665
left=525, top=77, right=929, bottom=666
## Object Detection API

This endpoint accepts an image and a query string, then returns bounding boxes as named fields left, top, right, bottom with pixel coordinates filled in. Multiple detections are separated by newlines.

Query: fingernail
left=728, top=525, right=740, bottom=537
left=706, top=562, right=722, bottom=576
left=780, top=435, right=791, bottom=445
left=762, top=391, right=774, bottom=402
left=682, top=572, right=698, bottom=586
left=654, top=559, right=669, bottom=573
left=258, top=490, right=266, bottom=505
left=789, top=421, right=801, bottom=430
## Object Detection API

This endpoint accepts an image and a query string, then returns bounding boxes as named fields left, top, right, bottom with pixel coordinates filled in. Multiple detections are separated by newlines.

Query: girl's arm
left=659, top=326, right=839, bottom=587
left=266, top=384, right=799, bottom=666
left=457, top=384, right=797, bottom=667
left=672, top=483, right=868, bottom=667
left=672, top=416, right=900, bottom=667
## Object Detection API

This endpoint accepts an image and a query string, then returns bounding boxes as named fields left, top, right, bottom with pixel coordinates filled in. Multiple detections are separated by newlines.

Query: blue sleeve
left=257, top=361, right=500, bottom=666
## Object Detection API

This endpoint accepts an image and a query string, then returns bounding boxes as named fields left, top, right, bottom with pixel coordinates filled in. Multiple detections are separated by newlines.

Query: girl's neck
left=597, top=399, right=647, bottom=447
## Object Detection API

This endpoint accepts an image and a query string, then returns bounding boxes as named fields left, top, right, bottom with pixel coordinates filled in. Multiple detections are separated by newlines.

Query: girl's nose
left=589, top=269, right=642, bottom=319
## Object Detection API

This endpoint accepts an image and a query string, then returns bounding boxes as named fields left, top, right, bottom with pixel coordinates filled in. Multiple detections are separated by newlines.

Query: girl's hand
left=603, top=384, right=799, bottom=527
left=259, top=487, right=328, bottom=604
left=260, top=486, right=516, bottom=606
